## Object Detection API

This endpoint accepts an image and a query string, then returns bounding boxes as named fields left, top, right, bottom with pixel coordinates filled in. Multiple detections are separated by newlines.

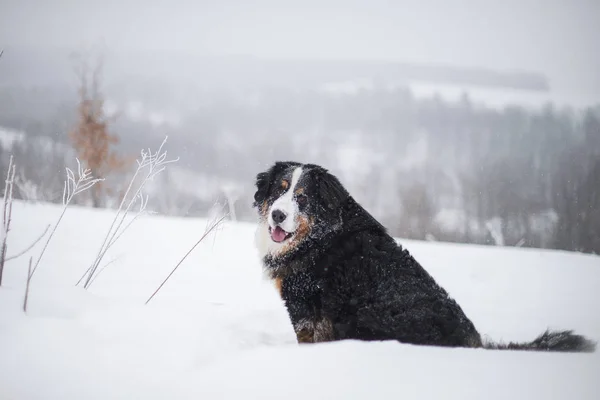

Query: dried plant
left=5, top=224, right=50, bottom=262
left=23, top=257, right=32, bottom=313
left=78, top=136, right=178, bottom=289
left=145, top=206, right=228, bottom=305
left=0, top=155, right=16, bottom=285
left=29, top=158, right=103, bottom=280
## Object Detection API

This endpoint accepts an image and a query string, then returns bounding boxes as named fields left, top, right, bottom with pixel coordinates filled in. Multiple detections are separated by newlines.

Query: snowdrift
left=0, top=201, right=598, bottom=399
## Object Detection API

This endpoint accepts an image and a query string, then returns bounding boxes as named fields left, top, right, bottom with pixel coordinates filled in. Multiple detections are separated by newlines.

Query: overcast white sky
left=1, top=0, right=599, bottom=98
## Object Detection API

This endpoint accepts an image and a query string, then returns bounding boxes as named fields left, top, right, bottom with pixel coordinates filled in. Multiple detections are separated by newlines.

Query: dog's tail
left=482, top=329, right=596, bottom=353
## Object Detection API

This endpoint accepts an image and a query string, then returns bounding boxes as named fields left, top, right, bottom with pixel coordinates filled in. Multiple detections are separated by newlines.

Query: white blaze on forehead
left=268, top=167, right=303, bottom=233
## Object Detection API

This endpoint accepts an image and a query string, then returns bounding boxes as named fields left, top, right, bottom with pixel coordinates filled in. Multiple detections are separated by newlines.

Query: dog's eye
left=296, top=194, right=308, bottom=208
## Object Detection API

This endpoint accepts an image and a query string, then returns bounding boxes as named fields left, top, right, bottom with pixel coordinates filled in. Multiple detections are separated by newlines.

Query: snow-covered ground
left=0, top=201, right=598, bottom=399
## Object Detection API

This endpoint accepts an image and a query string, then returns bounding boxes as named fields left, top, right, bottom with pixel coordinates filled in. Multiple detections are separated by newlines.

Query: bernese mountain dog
left=253, top=161, right=596, bottom=352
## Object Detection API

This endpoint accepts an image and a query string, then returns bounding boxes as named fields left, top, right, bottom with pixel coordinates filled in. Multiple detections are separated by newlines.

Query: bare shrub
left=68, top=51, right=131, bottom=207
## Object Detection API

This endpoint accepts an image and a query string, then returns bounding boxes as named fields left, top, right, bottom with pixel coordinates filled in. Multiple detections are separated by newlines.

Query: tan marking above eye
left=281, top=180, right=289, bottom=189
left=295, top=188, right=304, bottom=195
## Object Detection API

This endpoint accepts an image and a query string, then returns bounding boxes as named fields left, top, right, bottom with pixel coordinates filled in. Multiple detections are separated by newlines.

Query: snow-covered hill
left=0, top=201, right=598, bottom=399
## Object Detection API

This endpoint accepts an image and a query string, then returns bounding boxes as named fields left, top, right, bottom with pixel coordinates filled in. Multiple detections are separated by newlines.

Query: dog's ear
left=316, top=169, right=349, bottom=211
left=253, top=161, right=298, bottom=208
left=308, top=168, right=349, bottom=239
left=253, top=170, right=271, bottom=207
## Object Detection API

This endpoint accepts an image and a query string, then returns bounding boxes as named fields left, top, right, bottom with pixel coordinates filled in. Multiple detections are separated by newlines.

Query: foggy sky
left=1, top=0, right=600, bottom=101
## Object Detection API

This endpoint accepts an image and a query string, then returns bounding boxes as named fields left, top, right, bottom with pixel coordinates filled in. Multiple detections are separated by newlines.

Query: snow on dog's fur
left=253, top=161, right=597, bottom=352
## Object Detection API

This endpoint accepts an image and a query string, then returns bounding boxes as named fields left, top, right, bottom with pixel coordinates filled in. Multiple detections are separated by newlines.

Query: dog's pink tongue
left=271, top=226, right=287, bottom=243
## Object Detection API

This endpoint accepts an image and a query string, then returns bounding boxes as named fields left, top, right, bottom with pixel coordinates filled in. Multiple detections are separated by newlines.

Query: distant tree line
left=0, top=78, right=598, bottom=254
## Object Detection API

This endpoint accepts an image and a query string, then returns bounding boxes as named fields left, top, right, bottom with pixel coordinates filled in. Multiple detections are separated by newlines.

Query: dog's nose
left=271, top=209, right=287, bottom=224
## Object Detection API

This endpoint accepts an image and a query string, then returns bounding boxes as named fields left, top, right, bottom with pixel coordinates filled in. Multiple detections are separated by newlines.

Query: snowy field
left=0, top=201, right=599, bottom=399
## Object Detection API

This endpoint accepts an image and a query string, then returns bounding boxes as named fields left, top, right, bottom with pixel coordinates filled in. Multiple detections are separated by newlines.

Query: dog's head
left=253, top=161, right=349, bottom=260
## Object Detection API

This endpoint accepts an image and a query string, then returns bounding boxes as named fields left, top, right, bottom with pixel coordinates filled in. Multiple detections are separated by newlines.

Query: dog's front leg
left=280, top=272, right=328, bottom=343
left=294, top=319, right=316, bottom=343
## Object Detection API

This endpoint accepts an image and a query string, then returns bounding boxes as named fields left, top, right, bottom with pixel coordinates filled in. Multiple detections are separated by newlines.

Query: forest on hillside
left=0, top=60, right=598, bottom=254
